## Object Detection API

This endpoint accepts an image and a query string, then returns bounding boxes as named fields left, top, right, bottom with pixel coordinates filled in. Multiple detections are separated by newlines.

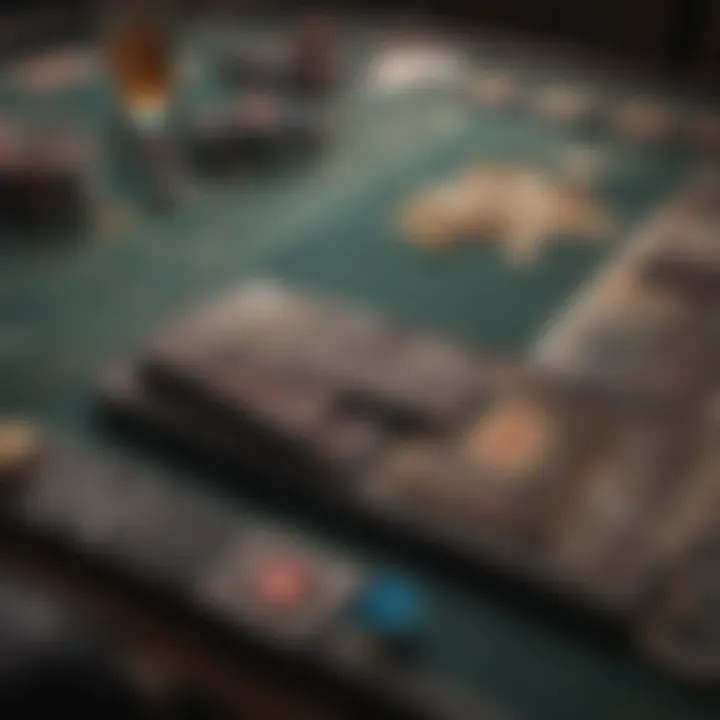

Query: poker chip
left=611, top=100, right=675, bottom=142
left=468, top=71, right=517, bottom=109
left=462, top=400, right=554, bottom=480
left=254, top=555, right=314, bottom=608
left=533, top=85, right=594, bottom=123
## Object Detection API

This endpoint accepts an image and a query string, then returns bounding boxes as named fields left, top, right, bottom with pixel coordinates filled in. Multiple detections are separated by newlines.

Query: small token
left=462, top=399, right=554, bottom=479
left=199, top=530, right=359, bottom=644
left=354, top=574, right=423, bottom=641
left=255, top=556, right=313, bottom=607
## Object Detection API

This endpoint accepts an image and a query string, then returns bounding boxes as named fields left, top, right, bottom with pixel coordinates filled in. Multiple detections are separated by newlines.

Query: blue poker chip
left=354, top=574, right=423, bottom=640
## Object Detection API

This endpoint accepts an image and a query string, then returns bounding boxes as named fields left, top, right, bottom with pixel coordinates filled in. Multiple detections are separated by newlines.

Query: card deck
left=147, top=282, right=483, bottom=433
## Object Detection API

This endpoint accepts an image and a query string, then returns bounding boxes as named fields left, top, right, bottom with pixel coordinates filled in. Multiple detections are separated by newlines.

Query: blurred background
left=0, top=2, right=718, bottom=719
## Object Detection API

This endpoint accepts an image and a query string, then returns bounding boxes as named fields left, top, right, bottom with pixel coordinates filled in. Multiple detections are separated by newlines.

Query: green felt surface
left=1, top=25, right=719, bottom=719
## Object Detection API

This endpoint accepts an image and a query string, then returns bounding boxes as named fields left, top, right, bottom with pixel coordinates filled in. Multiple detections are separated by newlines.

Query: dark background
left=0, top=0, right=718, bottom=81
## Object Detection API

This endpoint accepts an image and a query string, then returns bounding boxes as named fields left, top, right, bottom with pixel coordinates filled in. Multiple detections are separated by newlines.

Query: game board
left=1, top=19, right=719, bottom=720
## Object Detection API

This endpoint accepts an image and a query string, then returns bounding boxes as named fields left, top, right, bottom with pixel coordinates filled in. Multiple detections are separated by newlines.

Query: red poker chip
left=255, top=556, right=314, bottom=608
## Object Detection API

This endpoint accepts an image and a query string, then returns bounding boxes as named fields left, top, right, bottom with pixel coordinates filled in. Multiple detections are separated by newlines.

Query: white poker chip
left=468, top=71, right=517, bottom=108
left=687, top=114, right=720, bottom=152
left=611, top=100, right=675, bottom=141
left=533, top=85, right=594, bottom=123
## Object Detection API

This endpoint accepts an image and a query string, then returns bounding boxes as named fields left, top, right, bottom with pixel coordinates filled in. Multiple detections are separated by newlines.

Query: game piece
left=468, top=71, right=517, bottom=109
left=354, top=574, right=424, bottom=649
left=460, top=398, right=557, bottom=481
left=532, top=85, right=594, bottom=124
left=199, top=528, right=360, bottom=645
left=104, top=6, right=173, bottom=118
left=0, top=438, right=498, bottom=719
left=611, top=99, right=676, bottom=142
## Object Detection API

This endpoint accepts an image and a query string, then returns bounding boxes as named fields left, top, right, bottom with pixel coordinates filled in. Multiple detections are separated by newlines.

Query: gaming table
left=1, top=18, right=719, bottom=719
